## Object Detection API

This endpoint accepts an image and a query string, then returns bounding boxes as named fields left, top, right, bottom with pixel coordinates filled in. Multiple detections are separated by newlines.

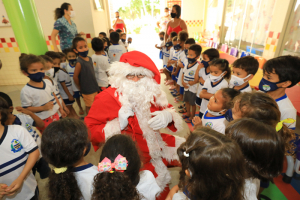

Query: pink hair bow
left=98, top=154, right=128, bottom=173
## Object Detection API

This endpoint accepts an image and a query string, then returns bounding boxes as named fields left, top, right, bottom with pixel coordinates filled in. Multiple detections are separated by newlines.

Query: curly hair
left=177, top=127, right=246, bottom=200
left=41, top=118, right=90, bottom=200
left=233, top=92, right=295, bottom=154
left=221, top=88, right=241, bottom=110
left=226, top=118, right=285, bottom=181
left=92, top=134, right=142, bottom=200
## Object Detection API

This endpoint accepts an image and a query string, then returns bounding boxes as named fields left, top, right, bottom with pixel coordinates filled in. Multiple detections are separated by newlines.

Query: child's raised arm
left=73, top=62, right=81, bottom=91
left=15, top=107, right=44, bottom=128
left=200, top=89, right=213, bottom=99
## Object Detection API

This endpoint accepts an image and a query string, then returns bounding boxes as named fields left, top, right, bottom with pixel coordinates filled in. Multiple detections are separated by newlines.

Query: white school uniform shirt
left=119, top=40, right=129, bottom=50
left=73, top=163, right=98, bottom=200
left=182, top=62, right=199, bottom=93
left=196, top=67, right=210, bottom=97
left=229, top=83, right=252, bottom=93
left=243, top=178, right=260, bottom=200
left=0, top=125, right=38, bottom=200
left=162, top=47, right=171, bottom=67
left=169, top=47, right=175, bottom=60
left=52, top=71, right=63, bottom=110
left=21, top=79, right=59, bottom=120
left=202, top=110, right=226, bottom=134
left=108, top=44, right=127, bottom=63
left=200, top=78, right=228, bottom=114
left=176, top=50, right=186, bottom=86
left=172, top=191, right=189, bottom=200
left=275, top=94, right=297, bottom=130
left=58, top=69, right=74, bottom=100
left=92, top=53, right=111, bottom=87
left=66, top=62, right=79, bottom=92
left=136, top=170, right=161, bottom=200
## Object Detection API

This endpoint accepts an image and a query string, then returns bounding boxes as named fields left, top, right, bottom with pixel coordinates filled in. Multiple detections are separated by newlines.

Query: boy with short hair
left=259, top=55, right=300, bottom=130
left=162, top=40, right=173, bottom=82
left=119, top=32, right=129, bottom=51
left=99, top=32, right=107, bottom=38
left=229, top=56, right=259, bottom=92
left=108, top=32, right=126, bottom=63
left=181, top=44, right=202, bottom=123
left=155, top=31, right=165, bottom=61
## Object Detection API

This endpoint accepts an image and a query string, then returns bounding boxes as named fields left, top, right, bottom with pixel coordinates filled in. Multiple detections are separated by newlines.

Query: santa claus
left=85, top=51, right=185, bottom=199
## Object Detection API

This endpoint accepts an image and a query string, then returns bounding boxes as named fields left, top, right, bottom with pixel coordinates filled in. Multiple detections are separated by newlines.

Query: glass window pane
left=281, top=0, right=300, bottom=56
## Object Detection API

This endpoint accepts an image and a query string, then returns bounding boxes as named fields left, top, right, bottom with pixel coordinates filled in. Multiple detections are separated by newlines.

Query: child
left=119, top=32, right=129, bottom=51
left=162, top=40, right=173, bottom=83
left=166, top=127, right=246, bottom=200
left=155, top=31, right=165, bottom=60
left=194, top=48, right=220, bottom=109
left=259, top=55, right=300, bottom=130
left=20, top=54, right=64, bottom=133
left=41, top=118, right=96, bottom=200
left=58, top=52, right=67, bottom=69
left=127, top=37, right=132, bottom=44
left=167, top=36, right=178, bottom=85
left=91, top=37, right=111, bottom=91
left=173, top=31, right=189, bottom=103
left=92, top=134, right=161, bottom=200
left=63, top=48, right=85, bottom=115
left=181, top=44, right=202, bottom=123
left=39, top=55, right=54, bottom=79
left=99, top=32, right=106, bottom=38
left=193, top=88, right=240, bottom=134
left=0, top=97, right=40, bottom=200
left=103, top=37, right=111, bottom=52
left=229, top=56, right=259, bottom=92
left=116, top=28, right=123, bottom=35
left=199, top=58, right=230, bottom=118
left=109, top=28, right=114, bottom=34
left=107, top=32, right=126, bottom=63
left=72, top=37, right=99, bottom=114
left=226, top=118, right=285, bottom=199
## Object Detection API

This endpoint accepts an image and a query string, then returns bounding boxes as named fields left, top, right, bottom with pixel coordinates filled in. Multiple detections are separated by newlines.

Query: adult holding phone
left=112, top=11, right=127, bottom=33
left=51, top=2, right=84, bottom=52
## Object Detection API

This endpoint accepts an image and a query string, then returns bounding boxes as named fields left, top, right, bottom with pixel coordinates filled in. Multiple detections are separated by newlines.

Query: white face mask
left=60, top=62, right=67, bottom=69
left=209, top=71, right=225, bottom=83
left=230, top=74, right=251, bottom=86
left=45, top=68, right=54, bottom=78
left=207, top=108, right=226, bottom=116
left=69, top=10, right=75, bottom=18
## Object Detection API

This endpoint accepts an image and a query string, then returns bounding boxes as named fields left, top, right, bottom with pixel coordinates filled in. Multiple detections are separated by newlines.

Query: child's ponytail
left=48, top=167, right=82, bottom=200
left=278, top=124, right=296, bottom=155
left=92, top=172, right=140, bottom=200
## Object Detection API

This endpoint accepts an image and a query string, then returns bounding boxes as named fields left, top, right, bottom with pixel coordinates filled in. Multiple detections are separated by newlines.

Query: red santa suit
left=85, top=51, right=184, bottom=200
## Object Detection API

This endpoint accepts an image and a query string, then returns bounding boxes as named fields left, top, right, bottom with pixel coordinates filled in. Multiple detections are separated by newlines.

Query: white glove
left=148, top=110, right=173, bottom=130
left=118, top=106, right=135, bottom=130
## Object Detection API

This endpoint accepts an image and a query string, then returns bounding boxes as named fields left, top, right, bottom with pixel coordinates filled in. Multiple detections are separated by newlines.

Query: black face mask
left=171, top=13, right=177, bottom=18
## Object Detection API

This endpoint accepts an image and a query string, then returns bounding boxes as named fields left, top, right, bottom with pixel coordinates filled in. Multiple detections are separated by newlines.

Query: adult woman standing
left=165, top=4, right=188, bottom=41
left=51, top=3, right=84, bottom=52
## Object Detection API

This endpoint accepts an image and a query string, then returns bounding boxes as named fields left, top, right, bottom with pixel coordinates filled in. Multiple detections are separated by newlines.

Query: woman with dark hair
left=165, top=4, right=188, bottom=42
left=51, top=3, right=84, bottom=52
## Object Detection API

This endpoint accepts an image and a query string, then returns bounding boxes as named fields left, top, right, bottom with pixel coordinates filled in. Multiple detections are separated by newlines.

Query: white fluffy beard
left=111, top=75, right=172, bottom=190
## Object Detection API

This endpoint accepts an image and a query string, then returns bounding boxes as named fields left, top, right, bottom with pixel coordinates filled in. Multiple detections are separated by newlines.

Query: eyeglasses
left=126, top=74, right=146, bottom=79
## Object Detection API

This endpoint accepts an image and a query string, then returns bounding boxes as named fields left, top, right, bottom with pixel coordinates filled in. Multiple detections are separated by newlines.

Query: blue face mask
left=121, top=39, right=126, bottom=43
left=160, top=37, right=164, bottom=41
left=104, top=46, right=109, bottom=51
left=187, top=57, right=197, bottom=64
left=258, top=78, right=280, bottom=92
left=224, top=109, right=233, bottom=122
left=77, top=50, right=89, bottom=57
left=184, top=49, right=188, bottom=56
left=28, top=72, right=45, bottom=82
left=165, top=42, right=173, bottom=47
left=174, top=44, right=181, bottom=50
left=69, top=59, right=77, bottom=65
left=201, top=60, right=209, bottom=68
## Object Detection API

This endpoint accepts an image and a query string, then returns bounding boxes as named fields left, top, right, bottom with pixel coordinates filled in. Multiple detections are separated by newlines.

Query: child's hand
left=43, top=102, right=54, bottom=111
left=68, top=95, right=75, bottom=102
left=15, top=107, right=33, bottom=115
left=188, top=81, right=194, bottom=85
left=59, top=108, right=67, bottom=118
left=5, top=177, right=23, bottom=197
left=192, top=116, right=202, bottom=129
left=166, top=185, right=179, bottom=200
left=178, top=60, right=184, bottom=68
left=155, top=44, right=158, bottom=48
left=0, top=184, right=8, bottom=198
left=171, top=71, right=176, bottom=75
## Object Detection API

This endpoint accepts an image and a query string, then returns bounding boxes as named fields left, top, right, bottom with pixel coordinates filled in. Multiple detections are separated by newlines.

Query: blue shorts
left=159, top=51, right=163, bottom=59
left=179, top=87, right=184, bottom=95
left=63, top=98, right=75, bottom=106
left=176, top=69, right=181, bottom=79
left=195, top=97, right=202, bottom=106
left=172, top=74, right=177, bottom=81
left=73, top=91, right=81, bottom=99
left=166, top=65, right=173, bottom=72
left=198, top=112, right=204, bottom=118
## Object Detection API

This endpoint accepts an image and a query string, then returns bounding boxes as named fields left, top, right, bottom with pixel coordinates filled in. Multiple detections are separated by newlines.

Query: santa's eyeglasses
left=126, top=74, right=146, bottom=79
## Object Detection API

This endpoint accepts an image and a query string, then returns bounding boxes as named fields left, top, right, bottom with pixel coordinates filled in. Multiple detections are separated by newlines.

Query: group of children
left=0, top=29, right=133, bottom=200
left=0, top=27, right=299, bottom=200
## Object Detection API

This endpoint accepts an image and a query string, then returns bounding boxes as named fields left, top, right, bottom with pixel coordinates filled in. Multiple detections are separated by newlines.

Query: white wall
left=90, top=0, right=110, bottom=37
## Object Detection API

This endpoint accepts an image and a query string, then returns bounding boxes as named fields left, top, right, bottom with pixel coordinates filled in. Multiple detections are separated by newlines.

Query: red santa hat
left=119, top=51, right=161, bottom=84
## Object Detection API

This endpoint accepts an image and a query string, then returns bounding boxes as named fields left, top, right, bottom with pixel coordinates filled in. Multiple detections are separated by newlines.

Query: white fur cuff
left=103, top=118, right=121, bottom=140
left=164, top=108, right=183, bottom=133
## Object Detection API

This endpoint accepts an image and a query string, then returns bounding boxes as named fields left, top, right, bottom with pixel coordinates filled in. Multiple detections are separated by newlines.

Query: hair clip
left=53, top=167, right=67, bottom=174
left=276, top=118, right=295, bottom=131
left=98, top=154, right=128, bottom=173
left=183, top=151, right=189, bottom=157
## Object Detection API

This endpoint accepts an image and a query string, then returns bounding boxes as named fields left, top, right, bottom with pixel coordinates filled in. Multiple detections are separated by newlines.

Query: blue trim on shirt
left=205, top=67, right=210, bottom=75
left=203, top=110, right=225, bottom=119
left=13, top=116, right=22, bottom=125
left=187, top=62, right=197, bottom=70
left=26, top=146, right=38, bottom=154
left=236, top=83, right=250, bottom=91
left=0, top=152, right=27, bottom=169
left=275, top=94, right=287, bottom=102
left=72, top=163, right=94, bottom=172
left=211, top=78, right=224, bottom=88
left=0, top=126, right=8, bottom=145
left=69, top=63, right=75, bottom=68
left=26, top=81, right=46, bottom=90
left=0, top=160, right=27, bottom=177
left=290, top=127, right=296, bottom=130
